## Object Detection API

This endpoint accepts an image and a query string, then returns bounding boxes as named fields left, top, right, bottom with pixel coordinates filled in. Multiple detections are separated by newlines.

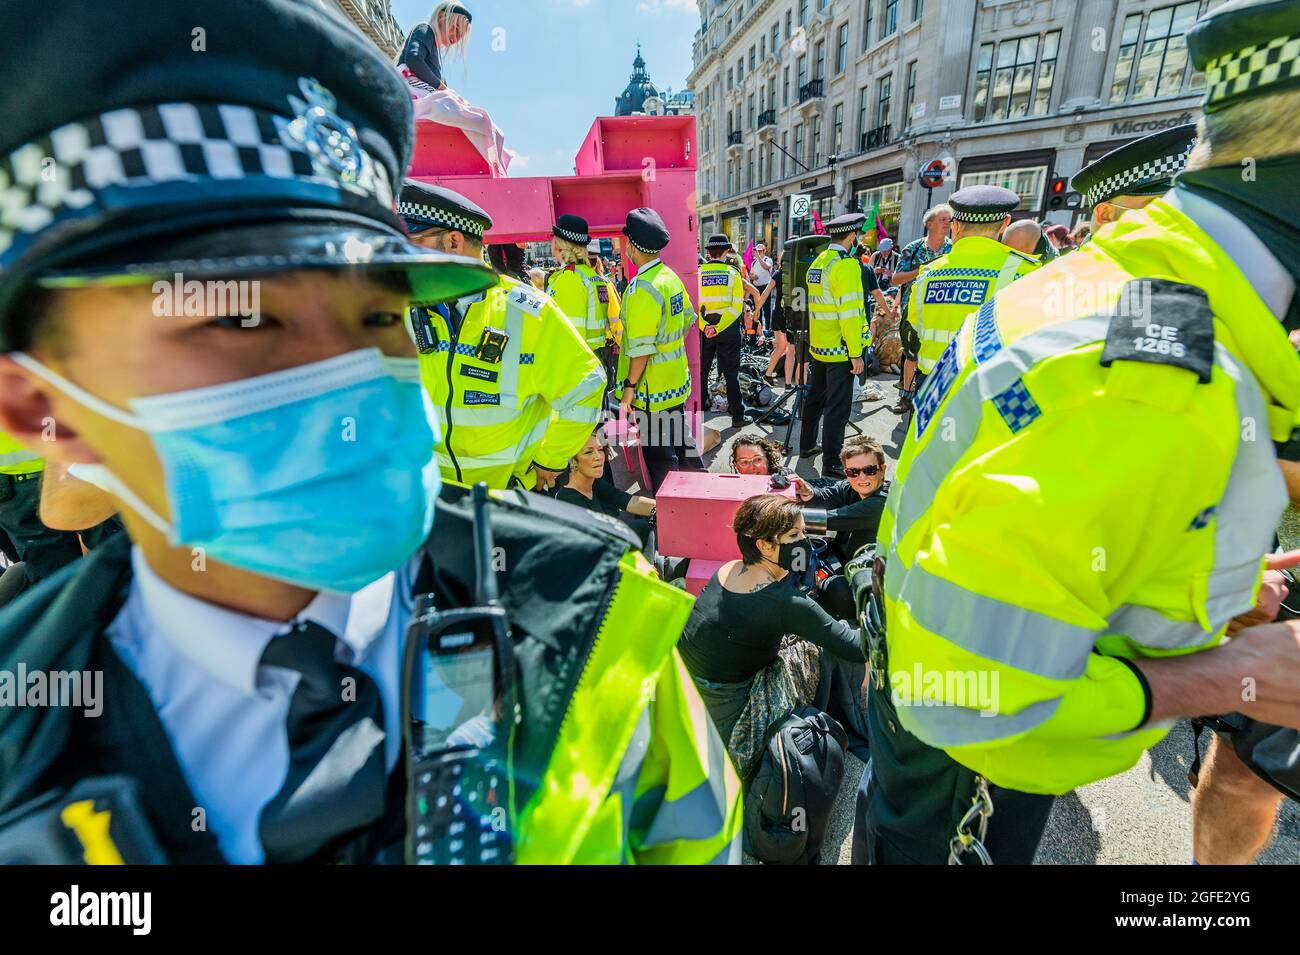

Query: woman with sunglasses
left=792, top=435, right=891, bottom=620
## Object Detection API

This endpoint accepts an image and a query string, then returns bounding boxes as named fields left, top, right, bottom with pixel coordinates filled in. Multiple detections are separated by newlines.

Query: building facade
left=329, top=0, right=404, bottom=57
left=690, top=0, right=1217, bottom=252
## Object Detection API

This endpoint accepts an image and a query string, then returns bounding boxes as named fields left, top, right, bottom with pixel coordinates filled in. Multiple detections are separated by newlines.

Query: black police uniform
left=800, top=213, right=866, bottom=479
left=699, top=234, right=749, bottom=427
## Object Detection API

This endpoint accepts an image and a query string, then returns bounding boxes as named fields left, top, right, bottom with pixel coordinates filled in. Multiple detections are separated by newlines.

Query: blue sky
left=390, top=0, right=699, bottom=176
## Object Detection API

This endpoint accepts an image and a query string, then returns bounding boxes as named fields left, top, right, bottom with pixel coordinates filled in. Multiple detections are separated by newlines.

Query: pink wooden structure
left=408, top=115, right=703, bottom=471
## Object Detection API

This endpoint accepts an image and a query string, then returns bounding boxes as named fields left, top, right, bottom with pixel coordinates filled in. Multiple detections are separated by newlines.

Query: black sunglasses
left=844, top=465, right=882, bottom=479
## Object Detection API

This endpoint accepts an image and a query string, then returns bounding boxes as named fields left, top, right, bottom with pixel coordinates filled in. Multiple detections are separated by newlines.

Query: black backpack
left=743, top=706, right=847, bottom=865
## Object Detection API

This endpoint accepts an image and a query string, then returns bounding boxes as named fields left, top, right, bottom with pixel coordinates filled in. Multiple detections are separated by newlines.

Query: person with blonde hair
left=398, top=3, right=473, bottom=93
left=547, top=214, right=621, bottom=363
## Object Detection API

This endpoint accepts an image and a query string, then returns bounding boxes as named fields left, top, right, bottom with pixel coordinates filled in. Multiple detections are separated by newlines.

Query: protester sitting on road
left=555, top=430, right=654, bottom=547
left=793, top=435, right=891, bottom=620
left=731, top=436, right=783, bottom=476
left=678, top=494, right=866, bottom=745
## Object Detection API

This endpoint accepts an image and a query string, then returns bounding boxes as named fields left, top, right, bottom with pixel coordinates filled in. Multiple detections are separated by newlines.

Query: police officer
left=1072, top=122, right=1198, bottom=232
left=401, top=182, right=606, bottom=492
left=546, top=214, right=619, bottom=361
left=800, top=212, right=868, bottom=480
left=907, top=186, right=1038, bottom=384
left=699, top=233, right=766, bottom=429
left=859, top=0, right=1300, bottom=865
left=0, top=0, right=740, bottom=866
left=619, top=208, right=700, bottom=490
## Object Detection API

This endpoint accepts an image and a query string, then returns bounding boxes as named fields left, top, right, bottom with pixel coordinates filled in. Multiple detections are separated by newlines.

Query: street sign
left=919, top=159, right=946, bottom=190
left=790, top=193, right=812, bottom=219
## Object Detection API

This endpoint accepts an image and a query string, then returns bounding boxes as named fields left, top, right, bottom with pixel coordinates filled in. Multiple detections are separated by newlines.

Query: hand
left=704, top=325, right=717, bottom=339
left=1228, top=570, right=1291, bottom=635
left=1224, top=619, right=1300, bottom=729
left=791, top=475, right=814, bottom=503
left=850, top=357, right=865, bottom=376
left=532, top=465, right=563, bottom=492
left=619, top=386, right=636, bottom=416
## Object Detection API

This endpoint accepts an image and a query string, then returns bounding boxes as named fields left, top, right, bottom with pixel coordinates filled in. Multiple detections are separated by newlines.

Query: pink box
left=656, top=472, right=798, bottom=560
left=684, top=558, right=727, bottom=597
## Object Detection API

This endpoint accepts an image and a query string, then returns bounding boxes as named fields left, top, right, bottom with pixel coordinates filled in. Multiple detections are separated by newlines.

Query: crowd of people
left=0, top=0, right=1296, bottom=870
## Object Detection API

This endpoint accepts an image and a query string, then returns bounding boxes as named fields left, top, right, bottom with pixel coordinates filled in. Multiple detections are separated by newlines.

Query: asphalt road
left=691, top=367, right=1298, bottom=866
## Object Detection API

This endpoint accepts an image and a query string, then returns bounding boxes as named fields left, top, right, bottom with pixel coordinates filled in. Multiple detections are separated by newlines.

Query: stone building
left=689, top=0, right=1216, bottom=251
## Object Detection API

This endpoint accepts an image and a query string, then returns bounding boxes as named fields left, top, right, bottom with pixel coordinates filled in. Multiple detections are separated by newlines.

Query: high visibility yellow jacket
left=0, top=430, right=41, bottom=477
left=878, top=187, right=1300, bottom=795
left=906, top=235, right=1037, bottom=375
left=619, top=258, right=693, bottom=412
left=697, top=259, right=744, bottom=334
left=547, top=264, right=620, bottom=355
left=416, top=275, right=606, bottom=489
left=807, top=245, right=865, bottom=363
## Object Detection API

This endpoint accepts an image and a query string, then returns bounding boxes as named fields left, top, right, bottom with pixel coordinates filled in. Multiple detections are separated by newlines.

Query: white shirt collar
left=638, top=258, right=662, bottom=275
left=129, top=547, right=387, bottom=695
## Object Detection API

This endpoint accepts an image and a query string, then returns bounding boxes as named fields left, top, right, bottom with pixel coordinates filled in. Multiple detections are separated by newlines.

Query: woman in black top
left=678, top=494, right=865, bottom=743
left=554, top=432, right=654, bottom=546
left=399, top=3, right=473, bottom=91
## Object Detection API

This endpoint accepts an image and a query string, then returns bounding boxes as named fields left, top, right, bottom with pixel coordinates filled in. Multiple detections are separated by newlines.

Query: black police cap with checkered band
left=826, top=212, right=867, bottom=236
left=552, top=214, right=591, bottom=246
left=1071, top=123, right=1197, bottom=209
left=949, top=186, right=1020, bottom=223
left=623, top=207, right=670, bottom=254
left=1188, top=0, right=1300, bottom=113
left=0, top=0, right=496, bottom=349
left=704, top=233, right=732, bottom=250
left=399, top=180, right=493, bottom=239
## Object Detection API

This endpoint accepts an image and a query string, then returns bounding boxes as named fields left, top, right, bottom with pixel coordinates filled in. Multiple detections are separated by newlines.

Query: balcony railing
left=727, top=130, right=744, bottom=146
left=757, top=108, right=777, bottom=128
left=798, top=79, right=824, bottom=103
left=861, top=124, right=893, bottom=153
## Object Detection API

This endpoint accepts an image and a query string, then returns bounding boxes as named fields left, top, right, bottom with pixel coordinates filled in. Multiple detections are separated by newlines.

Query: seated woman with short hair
left=554, top=430, right=654, bottom=547
left=677, top=494, right=866, bottom=748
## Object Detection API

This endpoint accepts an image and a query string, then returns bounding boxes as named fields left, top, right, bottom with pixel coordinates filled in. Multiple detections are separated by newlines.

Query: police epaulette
left=1099, top=279, right=1215, bottom=383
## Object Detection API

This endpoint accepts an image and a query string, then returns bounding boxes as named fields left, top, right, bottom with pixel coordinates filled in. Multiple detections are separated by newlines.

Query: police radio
left=402, top=483, right=521, bottom=865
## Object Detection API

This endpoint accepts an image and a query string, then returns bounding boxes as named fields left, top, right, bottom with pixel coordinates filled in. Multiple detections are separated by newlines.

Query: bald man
left=1001, top=219, right=1042, bottom=257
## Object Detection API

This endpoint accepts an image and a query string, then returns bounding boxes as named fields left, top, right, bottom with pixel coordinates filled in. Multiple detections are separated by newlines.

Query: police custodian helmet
left=0, top=0, right=497, bottom=350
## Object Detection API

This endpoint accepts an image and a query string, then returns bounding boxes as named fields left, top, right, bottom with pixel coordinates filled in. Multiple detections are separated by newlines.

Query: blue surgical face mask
left=14, top=348, right=441, bottom=594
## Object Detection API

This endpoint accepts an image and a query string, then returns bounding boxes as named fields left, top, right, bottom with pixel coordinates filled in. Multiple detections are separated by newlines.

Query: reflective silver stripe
left=890, top=315, right=1110, bottom=549
left=1206, top=341, right=1287, bottom=629
left=994, top=251, right=1024, bottom=292
left=0, top=450, right=39, bottom=466
left=634, top=701, right=733, bottom=850
left=649, top=345, right=685, bottom=363
left=919, top=326, right=954, bottom=342
left=629, top=277, right=666, bottom=308
left=552, top=367, right=607, bottom=424
left=896, top=696, right=1061, bottom=748
left=1164, top=188, right=1295, bottom=322
left=609, top=708, right=652, bottom=863
left=1107, top=604, right=1216, bottom=650
left=496, top=297, right=526, bottom=405
left=657, top=326, right=686, bottom=346
left=887, top=561, right=1097, bottom=680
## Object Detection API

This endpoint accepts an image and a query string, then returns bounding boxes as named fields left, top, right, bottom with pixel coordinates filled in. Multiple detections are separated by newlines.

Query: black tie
left=257, top=621, right=389, bottom=864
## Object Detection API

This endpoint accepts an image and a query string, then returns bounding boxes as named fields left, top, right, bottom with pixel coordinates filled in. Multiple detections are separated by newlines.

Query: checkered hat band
left=827, top=224, right=860, bottom=235
left=554, top=226, right=588, bottom=243
left=1206, top=34, right=1300, bottom=107
left=952, top=210, right=1009, bottom=222
left=0, top=101, right=393, bottom=264
left=628, top=237, right=660, bottom=255
left=1083, top=149, right=1191, bottom=208
left=399, top=201, right=486, bottom=238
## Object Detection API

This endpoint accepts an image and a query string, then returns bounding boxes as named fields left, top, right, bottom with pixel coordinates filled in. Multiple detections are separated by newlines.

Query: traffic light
left=1047, top=176, right=1069, bottom=210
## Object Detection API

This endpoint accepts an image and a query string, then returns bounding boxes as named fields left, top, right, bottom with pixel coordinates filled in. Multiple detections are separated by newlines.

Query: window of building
left=785, top=10, right=793, bottom=41
left=748, top=93, right=756, bottom=128
left=750, top=45, right=757, bottom=71
left=812, top=122, right=822, bottom=166
left=959, top=165, right=1046, bottom=211
left=761, top=36, right=766, bottom=59
left=737, top=57, right=744, bottom=83
left=815, top=41, right=825, bottom=80
left=832, top=102, right=844, bottom=154
left=858, top=85, right=871, bottom=139
left=1110, top=1, right=1203, bottom=103
left=772, top=22, right=780, bottom=53
left=881, top=0, right=898, bottom=38
left=836, top=22, right=849, bottom=73
left=781, top=130, right=789, bottom=177
left=974, top=30, right=1060, bottom=121
left=783, top=65, right=791, bottom=105
left=819, top=0, right=829, bottom=11
left=797, top=54, right=808, bottom=90
left=876, top=74, right=892, bottom=128
left=747, top=149, right=754, bottom=190
left=799, top=0, right=809, bottom=27
left=903, top=60, right=917, bottom=128
left=727, top=67, right=733, bottom=91
left=768, top=77, right=777, bottom=113
left=794, top=123, right=805, bottom=167
left=863, top=0, right=875, bottom=51
left=854, top=181, right=904, bottom=236
left=912, top=0, right=923, bottom=20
